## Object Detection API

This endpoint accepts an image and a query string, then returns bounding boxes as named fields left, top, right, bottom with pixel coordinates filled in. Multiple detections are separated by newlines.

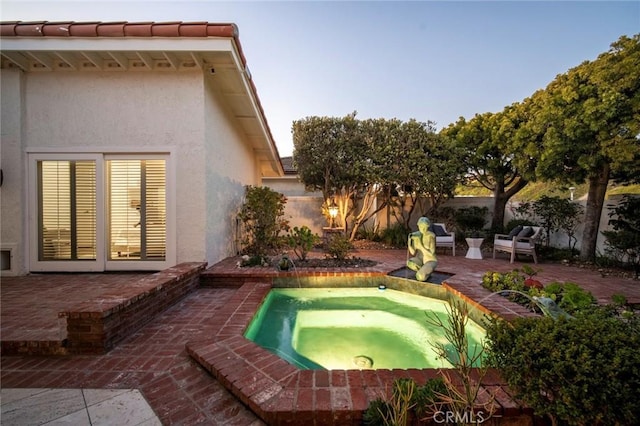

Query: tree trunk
left=580, top=164, right=610, bottom=261
left=491, top=177, right=528, bottom=231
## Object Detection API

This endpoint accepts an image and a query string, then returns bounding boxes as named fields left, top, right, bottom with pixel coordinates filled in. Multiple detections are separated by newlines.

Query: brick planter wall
left=60, top=262, right=206, bottom=354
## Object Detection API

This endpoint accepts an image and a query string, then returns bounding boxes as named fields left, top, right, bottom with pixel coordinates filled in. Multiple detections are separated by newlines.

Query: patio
left=1, top=249, right=639, bottom=424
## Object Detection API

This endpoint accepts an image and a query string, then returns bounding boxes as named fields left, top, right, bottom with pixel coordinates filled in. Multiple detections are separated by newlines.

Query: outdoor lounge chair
left=493, top=225, right=542, bottom=263
left=432, top=223, right=456, bottom=256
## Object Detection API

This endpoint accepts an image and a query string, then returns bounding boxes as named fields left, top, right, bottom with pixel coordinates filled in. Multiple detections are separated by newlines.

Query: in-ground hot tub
left=244, top=287, right=486, bottom=370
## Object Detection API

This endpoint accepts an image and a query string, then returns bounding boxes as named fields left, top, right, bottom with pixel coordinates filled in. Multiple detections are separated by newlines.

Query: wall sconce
left=328, top=199, right=339, bottom=228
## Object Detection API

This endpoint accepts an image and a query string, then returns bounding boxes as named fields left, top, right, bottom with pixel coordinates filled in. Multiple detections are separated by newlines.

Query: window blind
left=107, top=160, right=166, bottom=261
left=38, top=160, right=97, bottom=261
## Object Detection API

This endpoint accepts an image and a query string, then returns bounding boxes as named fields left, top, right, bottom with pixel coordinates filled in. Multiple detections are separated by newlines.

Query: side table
left=465, top=237, right=484, bottom=259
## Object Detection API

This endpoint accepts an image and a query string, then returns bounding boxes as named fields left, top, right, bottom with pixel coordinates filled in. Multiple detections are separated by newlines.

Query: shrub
left=285, top=226, right=319, bottom=261
left=379, top=223, right=410, bottom=249
left=556, top=282, right=596, bottom=312
left=324, top=233, right=352, bottom=260
left=454, top=206, right=488, bottom=235
left=363, top=378, right=447, bottom=426
left=355, top=223, right=380, bottom=242
left=531, top=195, right=582, bottom=249
left=602, top=195, right=640, bottom=278
left=486, top=307, right=640, bottom=426
left=481, top=269, right=596, bottom=315
left=238, top=186, right=288, bottom=257
left=481, top=270, right=526, bottom=293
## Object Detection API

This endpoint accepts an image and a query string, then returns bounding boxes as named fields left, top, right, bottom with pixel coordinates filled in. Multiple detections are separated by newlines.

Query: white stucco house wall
left=0, top=21, right=283, bottom=276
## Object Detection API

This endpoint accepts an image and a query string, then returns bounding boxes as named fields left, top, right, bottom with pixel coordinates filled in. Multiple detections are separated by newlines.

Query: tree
left=292, top=113, right=388, bottom=241
left=529, top=35, right=640, bottom=260
left=442, top=105, right=532, bottom=231
left=347, top=117, right=400, bottom=240
left=384, top=120, right=464, bottom=230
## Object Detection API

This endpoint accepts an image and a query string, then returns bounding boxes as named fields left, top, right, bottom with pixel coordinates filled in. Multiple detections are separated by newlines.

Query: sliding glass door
left=38, top=160, right=98, bottom=262
left=29, top=153, right=172, bottom=272
left=106, top=159, right=166, bottom=262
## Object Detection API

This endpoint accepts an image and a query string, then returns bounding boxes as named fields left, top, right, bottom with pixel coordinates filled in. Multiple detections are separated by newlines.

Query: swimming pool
left=244, top=287, right=486, bottom=370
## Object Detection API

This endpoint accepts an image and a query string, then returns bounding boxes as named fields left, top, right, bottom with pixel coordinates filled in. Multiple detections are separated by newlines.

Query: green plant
left=364, top=378, right=447, bottom=425
left=538, top=281, right=596, bottom=314
left=424, top=300, right=496, bottom=424
left=285, top=226, right=319, bottom=261
left=324, top=233, right=352, bottom=260
left=540, top=281, right=563, bottom=300
left=363, top=398, right=390, bottom=426
left=364, top=301, right=496, bottom=425
left=482, top=270, right=596, bottom=315
left=611, top=293, right=628, bottom=306
left=486, top=307, right=640, bottom=426
left=454, top=206, right=488, bottom=236
left=602, top=195, right=640, bottom=278
left=379, top=223, right=410, bottom=248
left=481, top=270, right=526, bottom=293
left=557, top=282, right=596, bottom=312
left=531, top=195, right=582, bottom=249
left=238, top=186, right=288, bottom=257
left=510, top=201, right=534, bottom=222
left=411, top=378, right=448, bottom=420
left=355, top=222, right=380, bottom=241
left=381, top=378, right=416, bottom=426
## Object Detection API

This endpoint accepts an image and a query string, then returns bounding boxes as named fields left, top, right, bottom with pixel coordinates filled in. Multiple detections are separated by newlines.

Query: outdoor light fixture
left=569, top=187, right=575, bottom=201
left=328, top=199, right=339, bottom=228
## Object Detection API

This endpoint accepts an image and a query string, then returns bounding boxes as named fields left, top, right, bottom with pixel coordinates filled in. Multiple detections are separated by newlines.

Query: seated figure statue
left=407, top=217, right=438, bottom=282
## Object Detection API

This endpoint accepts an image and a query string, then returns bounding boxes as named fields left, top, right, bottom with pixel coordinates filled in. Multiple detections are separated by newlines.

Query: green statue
left=407, top=217, right=438, bottom=281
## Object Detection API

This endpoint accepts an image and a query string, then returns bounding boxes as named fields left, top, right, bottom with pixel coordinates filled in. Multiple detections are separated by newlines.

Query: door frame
left=27, top=151, right=176, bottom=272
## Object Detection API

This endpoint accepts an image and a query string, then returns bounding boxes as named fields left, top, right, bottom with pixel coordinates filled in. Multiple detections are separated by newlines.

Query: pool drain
left=353, top=355, right=374, bottom=368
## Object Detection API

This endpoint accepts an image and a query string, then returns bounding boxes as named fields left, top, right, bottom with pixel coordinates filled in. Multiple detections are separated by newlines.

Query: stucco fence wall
left=264, top=177, right=625, bottom=256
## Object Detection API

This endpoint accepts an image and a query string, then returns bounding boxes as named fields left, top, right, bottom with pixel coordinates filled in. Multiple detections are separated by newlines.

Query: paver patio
left=1, top=249, right=638, bottom=424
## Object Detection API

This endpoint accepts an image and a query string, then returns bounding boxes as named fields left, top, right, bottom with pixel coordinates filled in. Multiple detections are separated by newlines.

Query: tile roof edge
left=0, top=20, right=283, bottom=175
left=0, top=21, right=238, bottom=39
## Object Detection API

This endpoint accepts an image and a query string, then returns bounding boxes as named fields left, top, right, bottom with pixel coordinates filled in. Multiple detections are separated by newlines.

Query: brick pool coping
left=188, top=261, right=537, bottom=425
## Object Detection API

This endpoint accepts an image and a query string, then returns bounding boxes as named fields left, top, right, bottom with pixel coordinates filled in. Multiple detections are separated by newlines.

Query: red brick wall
left=62, top=262, right=206, bottom=354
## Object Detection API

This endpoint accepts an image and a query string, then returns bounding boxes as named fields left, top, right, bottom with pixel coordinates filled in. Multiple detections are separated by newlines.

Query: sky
left=1, top=1, right=638, bottom=157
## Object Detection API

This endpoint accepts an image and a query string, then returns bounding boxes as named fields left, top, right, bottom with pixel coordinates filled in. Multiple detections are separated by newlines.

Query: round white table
left=465, top=238, right=484, bottom=259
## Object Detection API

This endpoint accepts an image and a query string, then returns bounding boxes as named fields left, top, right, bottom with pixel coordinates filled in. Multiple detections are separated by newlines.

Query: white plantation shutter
left=38, top=160, right=96, bottom=261
left=75, top=161, right=97, bottom=259
left=107, top=160, right=166, bottom=261
left=144, top=160, right=167, bottom=260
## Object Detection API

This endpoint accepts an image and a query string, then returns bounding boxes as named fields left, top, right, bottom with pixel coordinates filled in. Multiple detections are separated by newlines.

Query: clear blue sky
left=2, top=1, right=638, bottom=156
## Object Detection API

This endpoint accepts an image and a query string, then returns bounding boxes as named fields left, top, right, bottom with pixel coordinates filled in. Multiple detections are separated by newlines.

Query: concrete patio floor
left=1, top=249, right=638, bottom=425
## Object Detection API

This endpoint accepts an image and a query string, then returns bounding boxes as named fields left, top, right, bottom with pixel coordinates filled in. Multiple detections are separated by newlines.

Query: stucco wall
left=6, top=70, right=218, bottom=272
left=263, top=176, right=327, bottom=232
left=0, top=69, right=26, bottom=275
left=29, top=71, right=207, bottom=268
left=262, top=177, right=622, bottom=255
left=203, top=77, right=259, bottom=263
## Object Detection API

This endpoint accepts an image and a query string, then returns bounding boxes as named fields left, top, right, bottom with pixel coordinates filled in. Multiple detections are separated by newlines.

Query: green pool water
left=244, top=288, right=486, bottom=370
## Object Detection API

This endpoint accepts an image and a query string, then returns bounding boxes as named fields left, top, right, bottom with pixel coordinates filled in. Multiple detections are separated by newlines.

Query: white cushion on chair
left=493, top=226, right=542, bottom=263
left=433, top=223, right=455, bottom=256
